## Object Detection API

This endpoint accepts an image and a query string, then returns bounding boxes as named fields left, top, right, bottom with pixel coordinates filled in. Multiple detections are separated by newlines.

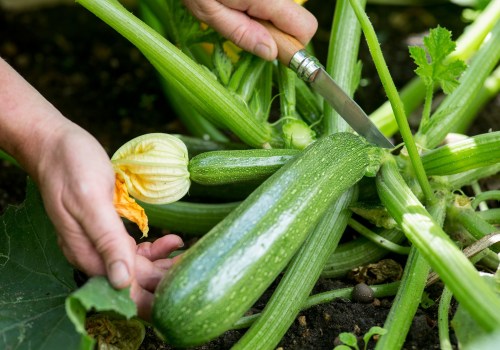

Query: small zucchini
left=152, top=133, right=383, bottom=347
left=188, top=148, right=300, bottom=185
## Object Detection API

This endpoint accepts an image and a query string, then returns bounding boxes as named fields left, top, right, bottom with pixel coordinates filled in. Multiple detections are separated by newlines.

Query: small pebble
left=352, top=283, right=375, bottom=303
left=298, top=315, right=307, bottom=327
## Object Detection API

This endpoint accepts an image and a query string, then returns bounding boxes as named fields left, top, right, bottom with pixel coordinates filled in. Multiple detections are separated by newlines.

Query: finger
left=57, top=230, right=106, bottom=276
left=134, top=255, right=166, bottom=292
left=221, top=0, right=318, bottom=45
left=75, top=197, right=136, bottom=289
left=136, top=234, right=184, bottom=261
left=184, top=0, right=278, bottom=60
left=130, top=281, right=154, bottom=321
left=153, top=258, right=175, bottom=271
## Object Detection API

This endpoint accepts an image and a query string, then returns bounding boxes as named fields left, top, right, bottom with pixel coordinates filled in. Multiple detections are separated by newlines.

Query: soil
left=0, top=2, right=498, bottom=350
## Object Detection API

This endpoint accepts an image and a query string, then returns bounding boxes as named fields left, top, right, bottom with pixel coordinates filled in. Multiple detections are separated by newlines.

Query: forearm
left=0, top=58, right=71, bottom=175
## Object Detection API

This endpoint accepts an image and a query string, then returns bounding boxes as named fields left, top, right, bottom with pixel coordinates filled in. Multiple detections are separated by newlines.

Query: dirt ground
left=0, top=1, right=498, bottom=349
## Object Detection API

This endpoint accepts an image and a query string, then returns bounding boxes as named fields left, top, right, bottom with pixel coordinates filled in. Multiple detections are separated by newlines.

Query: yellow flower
left=113, top=176, right=149, bottom=237
left=111, top=133, right=190, bottom=204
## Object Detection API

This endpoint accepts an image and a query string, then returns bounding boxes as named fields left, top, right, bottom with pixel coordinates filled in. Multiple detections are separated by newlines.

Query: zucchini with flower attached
left=188, top=148, right=300, bottom=185
left=152, top=132, right=384, bottom=347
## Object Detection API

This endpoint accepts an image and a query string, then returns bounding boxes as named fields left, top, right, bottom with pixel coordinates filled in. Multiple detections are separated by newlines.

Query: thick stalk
left=453, top=65, right=500, bottom=134
left=348, top=0, right=434, bottom=203
left=231, top=187, right=358, bottom=350
left=421, top=131, right=500, bottom=176
left=447, top=199, right=500, bottom=242
left=377, top=157, right=500, bottom=331
left=416, top=20, right=500, bottom=148
left=369, top=0, right=500, bottom=135
left=445, top=163, right=500, bottom=189
left=375, top=193, right=446, bottom=349
left=323, top=0, right=366, bottom=134
left=374, top=247, right=430, bottom=350
left=77, top=0, right=274, bottom=148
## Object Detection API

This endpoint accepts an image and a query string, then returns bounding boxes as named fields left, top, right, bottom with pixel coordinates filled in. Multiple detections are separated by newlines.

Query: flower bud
left=111, top=133, right=190, bottom=204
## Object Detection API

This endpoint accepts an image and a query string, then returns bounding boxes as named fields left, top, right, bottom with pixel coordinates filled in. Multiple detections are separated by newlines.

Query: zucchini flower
left=111, top=133, right=190, bottom=205
left=111, top=133, right=190, bottom=236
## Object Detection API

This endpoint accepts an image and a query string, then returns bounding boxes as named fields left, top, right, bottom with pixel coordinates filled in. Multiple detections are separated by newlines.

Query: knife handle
left=257, top=20, right=304, bottom=66
left=257, top=20, right=322, bottom=82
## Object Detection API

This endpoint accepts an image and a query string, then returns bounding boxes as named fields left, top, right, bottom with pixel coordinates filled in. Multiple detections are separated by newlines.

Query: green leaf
left=362, top=326, right=387, bottom=350
left=338, top=332, right=360, bottom=350
left=0, top=180, right=79, bottom=349
left=451, top=274, right=500, bottom=349
left=65, top=276, right=140, bottom=349
left=409, top=26, right=467, bottom=94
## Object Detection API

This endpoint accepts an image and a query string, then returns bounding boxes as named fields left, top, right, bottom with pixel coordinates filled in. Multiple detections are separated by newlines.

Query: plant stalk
left=377, top=157, right=500, bottom=331
left=323, top=0, right=366, bottom=134
left=349, top=0, right=434, bottom=203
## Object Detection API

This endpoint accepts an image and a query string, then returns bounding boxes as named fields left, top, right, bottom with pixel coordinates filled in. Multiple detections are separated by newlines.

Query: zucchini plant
left=2, top=0, right=499, bottom=349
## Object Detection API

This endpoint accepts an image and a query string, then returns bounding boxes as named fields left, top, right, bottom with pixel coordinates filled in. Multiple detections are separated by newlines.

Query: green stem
left=418, top=85, right=433, bottom=132
left=478, top=208, right=500, bottom=225
left=377, top=157, right=500, bottom=331
left=232, top=281, right=401, bottom=330
left=348, top=218, right=410, bottom=255
left=447, top=199, right=500, bottom=242
left=277, top=63, right=297, bottom=118
left=421, top=131, right=500, bottom=176
left=375, top=247, right=430, bottom=350
left=232, top=188, right=358, bottom=350
left=453, top=65, right=500, bottom=134
left=438, top=286, right=454, bottom=350
left=348, top=0, right=434, bottom=203
left=77, top=0, right=274, bottom=148
left=445, top=163, right=500, bottom=189
left=472, top=190, right=500, bottom=210
left=323, top=0, right=366, bottom=134
left=321, top=228, right=406, bottom=278
left=472, top=181, right=489, bottom=211
left=376, top=191, right=446, bottom=350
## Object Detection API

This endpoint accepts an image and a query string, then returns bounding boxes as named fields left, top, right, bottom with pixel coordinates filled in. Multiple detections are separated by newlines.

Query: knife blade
left=260, top=21, right=394, bottom=149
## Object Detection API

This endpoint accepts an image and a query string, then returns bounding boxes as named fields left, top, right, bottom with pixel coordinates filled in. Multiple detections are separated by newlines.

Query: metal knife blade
left=310, top=68, right=394, bottom=148
left=258, top=20, right=394, bottom=148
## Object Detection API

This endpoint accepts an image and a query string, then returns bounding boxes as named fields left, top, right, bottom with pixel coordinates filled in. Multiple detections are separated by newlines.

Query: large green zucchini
left=152, top=133, right=382, bottom=346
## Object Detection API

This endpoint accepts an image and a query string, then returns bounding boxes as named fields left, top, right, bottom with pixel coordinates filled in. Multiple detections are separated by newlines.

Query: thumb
left=82, top=202, right=136, bottom=289
left=183, top=0, right=277, bottom=60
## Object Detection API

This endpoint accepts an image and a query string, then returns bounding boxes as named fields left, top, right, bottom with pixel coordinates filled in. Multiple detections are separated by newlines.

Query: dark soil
left=0, top=2, right=498, bottom=349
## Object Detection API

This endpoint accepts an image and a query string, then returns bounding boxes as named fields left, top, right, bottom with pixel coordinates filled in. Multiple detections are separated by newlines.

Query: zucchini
left=188, top=148, right=300, bottom=185
left=152, top=133, right=383, bottom=347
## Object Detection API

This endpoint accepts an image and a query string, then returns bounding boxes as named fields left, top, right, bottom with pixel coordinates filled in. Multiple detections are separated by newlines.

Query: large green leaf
left=0, top=180, right=79, bottom=349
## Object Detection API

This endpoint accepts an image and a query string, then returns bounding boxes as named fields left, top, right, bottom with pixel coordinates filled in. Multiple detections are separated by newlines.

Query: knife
left=260, top=21, right=394, bottom=149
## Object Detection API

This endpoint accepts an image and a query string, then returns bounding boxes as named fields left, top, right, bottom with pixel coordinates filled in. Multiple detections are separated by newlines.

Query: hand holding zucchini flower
left=111, top=133, right=190, bottom=236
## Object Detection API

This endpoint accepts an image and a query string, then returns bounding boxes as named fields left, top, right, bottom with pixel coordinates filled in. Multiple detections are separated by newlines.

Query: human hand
left=183, top=0, right=317, bottom=60
left=32, top=121, right=183, bottom=319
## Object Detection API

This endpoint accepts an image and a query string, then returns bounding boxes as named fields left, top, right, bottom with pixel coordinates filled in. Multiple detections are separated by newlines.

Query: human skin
left=0, top=0, right=316, bottom=320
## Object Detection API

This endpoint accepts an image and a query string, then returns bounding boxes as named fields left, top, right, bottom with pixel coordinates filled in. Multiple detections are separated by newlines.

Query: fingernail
left=254, top=43, right=273, bottom=60
left=109, top=260, right=130, bottom=288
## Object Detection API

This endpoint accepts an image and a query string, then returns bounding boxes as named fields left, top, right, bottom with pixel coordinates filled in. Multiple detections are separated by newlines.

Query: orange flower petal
left=113, top=176, right=149, bottom=237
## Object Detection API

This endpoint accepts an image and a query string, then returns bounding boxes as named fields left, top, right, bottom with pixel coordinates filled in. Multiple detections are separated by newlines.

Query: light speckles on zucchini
left=152, top=133, right=382, bottom=347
